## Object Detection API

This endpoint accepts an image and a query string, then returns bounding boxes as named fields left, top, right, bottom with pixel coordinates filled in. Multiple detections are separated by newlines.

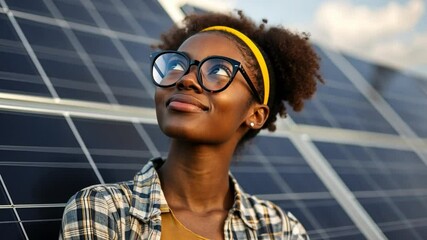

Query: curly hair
left=155, top=11, right=323, bottom=142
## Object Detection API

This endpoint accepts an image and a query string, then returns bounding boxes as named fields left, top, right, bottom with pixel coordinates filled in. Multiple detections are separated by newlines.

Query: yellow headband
left=202, top=26, right=270, bottom=105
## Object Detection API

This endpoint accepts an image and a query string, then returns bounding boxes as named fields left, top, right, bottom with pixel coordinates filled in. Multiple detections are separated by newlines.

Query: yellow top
left=160, top=210, right=209, bottom=240
left=202, top=26, right=270, bottom=105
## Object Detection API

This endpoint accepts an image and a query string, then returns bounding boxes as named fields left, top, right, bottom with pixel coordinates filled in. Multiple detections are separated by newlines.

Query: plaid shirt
left=61, top=158, right=309, bottom=239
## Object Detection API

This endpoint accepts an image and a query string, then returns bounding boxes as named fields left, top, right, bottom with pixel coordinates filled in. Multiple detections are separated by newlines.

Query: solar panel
left=0, top=0, right=426, bottom=239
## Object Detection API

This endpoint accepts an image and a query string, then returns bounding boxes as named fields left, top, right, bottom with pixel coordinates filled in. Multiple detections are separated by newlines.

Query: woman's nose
left=176, top=65, right=203, bottom=92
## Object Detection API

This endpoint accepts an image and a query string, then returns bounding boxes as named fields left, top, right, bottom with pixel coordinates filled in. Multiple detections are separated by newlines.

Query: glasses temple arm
left=239, top=67, right=263, bottom=103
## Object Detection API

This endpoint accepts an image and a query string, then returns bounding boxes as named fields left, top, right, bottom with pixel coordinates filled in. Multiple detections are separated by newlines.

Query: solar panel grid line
left=287, top=133, right=387, bottom=240
left=63, top=113, right=105, bottom=184
left=0, top=0, right=59, bottom=100
left=79, top=0, right=156, bottom=99
left=9, top=8, right=159, bottom=46
left=42, top=0, right=119, bottom=105
left=0, top=174, right=29, bottom=239
left=249, top=145, right=330, bottom=240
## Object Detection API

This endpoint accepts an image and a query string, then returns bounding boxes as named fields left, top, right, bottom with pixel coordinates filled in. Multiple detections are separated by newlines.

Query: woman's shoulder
left=242, top=193, right=309, bottom=239
left=64, top=181, right=134, bottom=211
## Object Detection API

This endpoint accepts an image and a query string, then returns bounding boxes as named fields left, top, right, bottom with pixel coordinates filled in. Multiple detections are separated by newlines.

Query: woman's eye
left=209, top=65, right=231, bottom=77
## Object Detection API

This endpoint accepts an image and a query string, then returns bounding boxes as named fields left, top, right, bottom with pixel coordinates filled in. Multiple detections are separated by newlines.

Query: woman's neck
left=157, top=140, right=236, bottom=213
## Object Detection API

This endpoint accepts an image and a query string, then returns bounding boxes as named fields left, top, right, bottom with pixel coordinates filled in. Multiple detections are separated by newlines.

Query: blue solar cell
left=393, top=196, right=427, bottom=220
left=0, top=166, right=100, bottom=204
left=53, top=0, right=97, bottom=26
left=0, top=185, right=9, bottom=205
left=0, top=209, right=16, bottom=222
left=74, top=30, right=122, bottom=59
left=18, top=207, right=63, bottom=221
left=0, top=51, right=39, bottom=75
left=0, top=223, right=25, bottom=240
left=382, top=229, right=419, bottom=240
left=97, top=8, right=138, bottom=35
left=253, top=136, right=301, bottom=157
left=98, top=168, right=142, bottom=184
left=18, top=18, right=75, bottom=51
left=297, top=86, right=398, bottom=134
left=38, top=57, right=110, bottom=102
left=0, top=72, right=51, bottom=97
left=95, top=63, right=144, bottom=89
left=0, top=111, right=78, bottom=147
left=233, top=172, right=283, bottom=195
left=121, top=0, right=174, bottom=39
left=93, top=61, right=154, bottom=106
left=387, top=98, right=427, bottom=137
left=91, top=154, right=148, bottom=183
left=39, top=58, right=95, bottom=84
left=279, top=172, right=328, bottom=193
left=22, top=220, right=62, bottom=240
left=136, top=0, right=171, bottom=17
left=313, top=45, right=352, bottom=85
left=115, top=94, right=153, bottom=108
left=72, top=118, right=149, bottom=151
left=121, top=40, right=152, bottom=64
left=0, top=14, right=20, bottom=41
left=137, top=17, right=173, bottom=39
left=6, top=0, right=53, bottom=17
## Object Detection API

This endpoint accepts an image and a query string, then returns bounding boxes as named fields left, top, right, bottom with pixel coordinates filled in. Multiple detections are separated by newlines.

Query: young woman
left=61, top=11, right=322, bottom=240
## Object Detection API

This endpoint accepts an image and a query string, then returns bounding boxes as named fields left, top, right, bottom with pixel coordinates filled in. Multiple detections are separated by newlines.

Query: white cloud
left=312, top=0, right=427, bottom=76
left=314, top=0, right=423, bottom=47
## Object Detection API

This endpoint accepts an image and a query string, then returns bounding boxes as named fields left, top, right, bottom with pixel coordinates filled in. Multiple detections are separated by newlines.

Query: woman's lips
left=167, top=95, right=209, bottom=112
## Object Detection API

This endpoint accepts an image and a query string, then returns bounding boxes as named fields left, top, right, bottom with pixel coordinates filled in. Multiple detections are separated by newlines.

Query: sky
left=210, top=0, right=427, bottom=78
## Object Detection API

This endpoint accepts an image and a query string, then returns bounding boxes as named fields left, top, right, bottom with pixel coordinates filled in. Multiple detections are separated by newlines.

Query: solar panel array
left=0, top=0, right=426, bottom=239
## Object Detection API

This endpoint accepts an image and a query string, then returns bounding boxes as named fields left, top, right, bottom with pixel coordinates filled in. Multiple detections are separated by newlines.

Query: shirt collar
left=129, top=158, right=259, bottom=229
left=229, top=174, right=259, bottom=230
left=129, top=158, right=168, bottom=222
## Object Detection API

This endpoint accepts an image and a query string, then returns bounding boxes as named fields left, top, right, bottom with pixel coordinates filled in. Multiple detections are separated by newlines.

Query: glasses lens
left=152, top=52, right=188, bottom=86
left=200, top=58, right=234, bottom=91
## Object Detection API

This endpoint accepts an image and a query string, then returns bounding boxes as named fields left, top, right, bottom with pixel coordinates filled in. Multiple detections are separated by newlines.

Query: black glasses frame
left=150, top=50, right=262, bottom=103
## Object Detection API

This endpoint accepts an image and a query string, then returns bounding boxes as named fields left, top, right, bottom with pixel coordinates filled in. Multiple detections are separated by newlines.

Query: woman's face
left=154, top=32, right=257, bottom=145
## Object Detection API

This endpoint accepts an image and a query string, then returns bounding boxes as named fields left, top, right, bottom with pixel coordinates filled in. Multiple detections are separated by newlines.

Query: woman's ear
left=245, top=104, right=270, bottom=129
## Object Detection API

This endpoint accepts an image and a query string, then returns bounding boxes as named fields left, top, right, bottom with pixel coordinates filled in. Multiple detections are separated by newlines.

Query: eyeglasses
left=150, top=50, right=262, bottom=103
